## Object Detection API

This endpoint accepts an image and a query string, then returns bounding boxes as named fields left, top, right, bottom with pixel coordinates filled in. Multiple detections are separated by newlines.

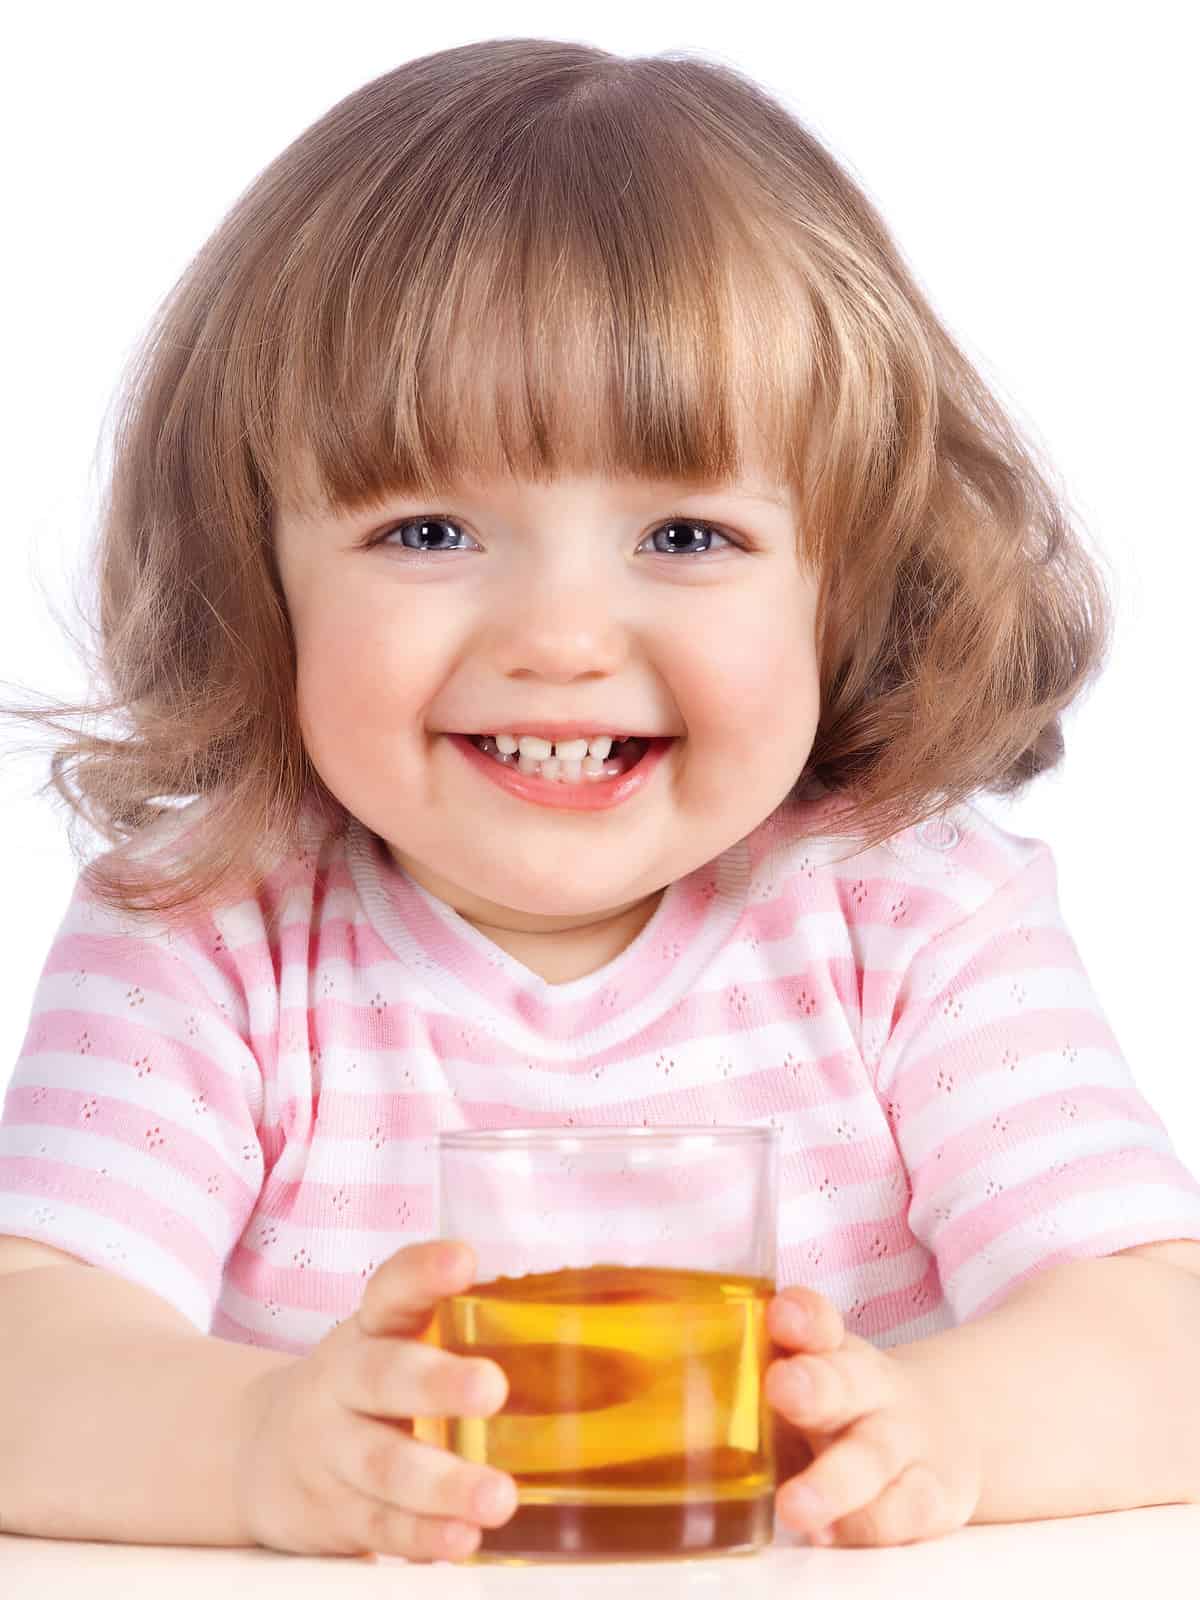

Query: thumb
left=355, top=1239, right=476, bottom=1340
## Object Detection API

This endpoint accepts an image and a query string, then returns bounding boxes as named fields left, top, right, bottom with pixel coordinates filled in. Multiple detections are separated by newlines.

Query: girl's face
left=274, top=458, right=822, bottom=952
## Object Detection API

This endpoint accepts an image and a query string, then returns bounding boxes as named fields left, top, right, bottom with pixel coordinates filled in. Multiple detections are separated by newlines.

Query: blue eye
left=645, top=520, right=734, bottom=556
left=374, top=516, right=738, bottom=557
left=386, top=517, right=476, bottom=553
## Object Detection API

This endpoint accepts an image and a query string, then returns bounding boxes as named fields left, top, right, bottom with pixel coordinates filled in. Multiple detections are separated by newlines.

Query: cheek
left=291, top=599, right=434, bottom=748
left=689, top=606, right=818, bottom=746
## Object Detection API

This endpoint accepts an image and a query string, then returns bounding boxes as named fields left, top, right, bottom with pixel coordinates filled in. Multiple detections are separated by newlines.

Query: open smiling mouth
left=443, top=734, right=677, bottom=812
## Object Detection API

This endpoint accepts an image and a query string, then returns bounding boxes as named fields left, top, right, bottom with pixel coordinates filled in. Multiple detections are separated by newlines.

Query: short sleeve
left=0, top=875, right=266, bottom=1335
left=874, top=839, right=1200, bottom=1323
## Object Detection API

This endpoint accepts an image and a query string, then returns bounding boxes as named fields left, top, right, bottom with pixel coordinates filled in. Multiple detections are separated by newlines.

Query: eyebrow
left=669, top=480, right=789, bottom=509
left=639, top=483, right=789, bottom=510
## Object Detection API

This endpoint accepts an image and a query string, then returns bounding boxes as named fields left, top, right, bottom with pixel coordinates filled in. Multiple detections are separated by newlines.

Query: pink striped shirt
left=3, top=783, right=1200, bottom=1354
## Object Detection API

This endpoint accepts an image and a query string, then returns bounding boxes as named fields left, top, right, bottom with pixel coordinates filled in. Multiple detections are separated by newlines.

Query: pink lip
left=445, top=733, right=675, bottom=811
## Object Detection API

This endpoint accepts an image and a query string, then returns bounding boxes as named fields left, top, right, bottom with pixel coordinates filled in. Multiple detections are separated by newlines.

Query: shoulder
left=746, top=785, right=1056, bottom=946
left=72, top=791, right=354, bottom=981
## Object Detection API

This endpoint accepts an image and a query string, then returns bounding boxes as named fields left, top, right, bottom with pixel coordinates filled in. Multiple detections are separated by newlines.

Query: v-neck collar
left=345, top=821, right=752, bottom=1056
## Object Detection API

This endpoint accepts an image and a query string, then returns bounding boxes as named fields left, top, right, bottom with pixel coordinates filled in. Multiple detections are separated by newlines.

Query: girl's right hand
left=233, top=1239, right=518, bottom=1562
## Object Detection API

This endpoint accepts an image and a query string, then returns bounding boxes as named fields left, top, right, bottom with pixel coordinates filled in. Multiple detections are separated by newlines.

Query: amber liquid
left=422, top=1262, right=776, bottom=1562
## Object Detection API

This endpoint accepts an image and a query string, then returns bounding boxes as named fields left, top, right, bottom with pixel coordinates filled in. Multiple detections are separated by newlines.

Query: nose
left=488, top=568, right=630, bottom=684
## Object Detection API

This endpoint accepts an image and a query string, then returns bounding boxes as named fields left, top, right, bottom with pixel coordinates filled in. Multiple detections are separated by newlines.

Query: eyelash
left=366, top=514, right=745, bottom=561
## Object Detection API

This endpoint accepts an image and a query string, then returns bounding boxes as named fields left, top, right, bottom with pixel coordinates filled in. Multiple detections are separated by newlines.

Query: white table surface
left=3, top=1506, right=1198, bottom=1598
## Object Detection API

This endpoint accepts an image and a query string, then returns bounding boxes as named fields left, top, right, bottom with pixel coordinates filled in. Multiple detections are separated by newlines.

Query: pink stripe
left=40, top=933, right=213, bottom=1001
left=733, top=862, right=964, bottom=949
left=0, top=1153, right=221, bottom=1289
left=262, top=1177, right=432, bottom=1232
left=3, top=1086, right=260, bottom=1214
left=829, top=1254, right=946, bottom=1343
left=225, top=1237, right=363, bottom=1316
left=41, top=891, right=269, bottom=1003
left=778, top=1208, right=917, bottom=1280
left=14, top=1015, right=254, bottom=1128
left=892, top=1005, right=1124, bottom=1117
left=934, top=1145, right=1200, bottom=1280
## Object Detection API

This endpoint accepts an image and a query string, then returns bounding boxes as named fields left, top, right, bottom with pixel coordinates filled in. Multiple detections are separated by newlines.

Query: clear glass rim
left=437, top=1124, right=779, bottom=1151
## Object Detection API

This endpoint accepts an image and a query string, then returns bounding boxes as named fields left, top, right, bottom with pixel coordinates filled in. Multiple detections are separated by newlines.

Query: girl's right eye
left=375, top=516, right=477, bottom=553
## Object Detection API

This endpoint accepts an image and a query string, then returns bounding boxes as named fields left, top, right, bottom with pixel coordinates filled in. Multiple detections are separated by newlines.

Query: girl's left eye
left=371, top=516, right=739, bottom=557
left=643, top=520, right=737, bottom=557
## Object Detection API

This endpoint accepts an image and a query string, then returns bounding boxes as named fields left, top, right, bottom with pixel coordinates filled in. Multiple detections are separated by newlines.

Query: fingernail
left=435, top=1241, right=468, bottom=1275
left=776, top=1300, right=809, bottom=1340
left=443, top=1520, right=481, bottom=1558
left=785, top=1481, right=830, bottom=1531
left=466, top=1362, right=504, bottom=1411
left=474, top=1476, right=517, bottom=1523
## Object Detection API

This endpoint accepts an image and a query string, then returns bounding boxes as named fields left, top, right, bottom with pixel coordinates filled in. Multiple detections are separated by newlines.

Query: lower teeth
left=472, top=736, right=639, bottom=782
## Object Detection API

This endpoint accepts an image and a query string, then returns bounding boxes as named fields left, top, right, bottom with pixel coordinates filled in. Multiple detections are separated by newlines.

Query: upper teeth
left=493, top=734, right=617, bottom=761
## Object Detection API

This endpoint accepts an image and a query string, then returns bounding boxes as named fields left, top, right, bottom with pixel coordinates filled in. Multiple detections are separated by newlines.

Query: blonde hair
left=1, top=37, right=1114, bottom=920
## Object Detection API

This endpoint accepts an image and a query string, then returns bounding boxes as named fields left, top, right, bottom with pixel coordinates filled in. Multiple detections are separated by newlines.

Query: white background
left=1, top=4, right=1196, bottom=1171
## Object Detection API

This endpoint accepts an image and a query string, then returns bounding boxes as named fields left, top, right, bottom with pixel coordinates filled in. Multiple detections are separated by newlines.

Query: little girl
left=3, top=36, right=1200, bottom=1563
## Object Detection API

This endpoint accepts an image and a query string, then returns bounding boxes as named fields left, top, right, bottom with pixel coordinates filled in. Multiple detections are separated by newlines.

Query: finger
left=337, top=1333, right=508, bottom=1421
left=326, top=1411, right=518, bottom=1530
left=776, top=1410, right=918, bottom=1541
left=357, top=1240, right=476, bottom=1339
left=765, top=1339, right=899, bottom=1434
left=766, top=1286, right=845, bottom=1352
left=344, top=1499, right=486, bottom=1563
left=829, top=1460, right=950, bottom=1548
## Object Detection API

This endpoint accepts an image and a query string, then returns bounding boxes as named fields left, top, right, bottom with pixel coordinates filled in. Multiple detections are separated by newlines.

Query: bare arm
left=0, top=1254, right=293, bottom=1545
left=889, top=1243, right=1200, bottom=1523
left=762, top=1238, right=1200, bottom=1547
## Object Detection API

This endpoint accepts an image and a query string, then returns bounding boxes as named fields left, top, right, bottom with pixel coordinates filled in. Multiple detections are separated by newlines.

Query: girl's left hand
left=765, top=1285, right=983, bottom=1547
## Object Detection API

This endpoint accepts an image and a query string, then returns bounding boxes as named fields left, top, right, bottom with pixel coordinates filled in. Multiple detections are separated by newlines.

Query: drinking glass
left=419, top=1124, right=779, bottom=1563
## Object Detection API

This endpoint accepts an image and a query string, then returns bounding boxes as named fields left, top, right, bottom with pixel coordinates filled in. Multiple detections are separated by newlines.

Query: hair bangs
left=256, top=93, right=817, bottom=533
